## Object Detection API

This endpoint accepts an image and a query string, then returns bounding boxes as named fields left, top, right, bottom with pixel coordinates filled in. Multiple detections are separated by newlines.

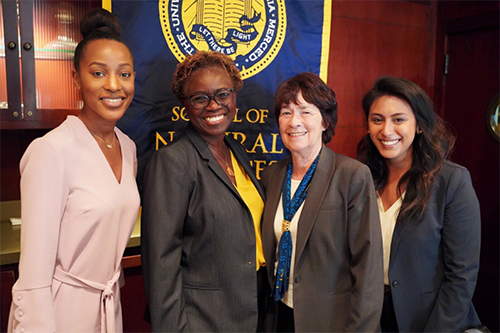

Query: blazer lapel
left=294, top=147, right=336, bottom=267
left=185, top=125, right=265, bottom=206
left=225, top=136, right=265, bottom=201
left=262, top=157, right=288, bottom=285
left=185, top=125, right=237, bottom=194
left=390, top=204, right=410, bottom=262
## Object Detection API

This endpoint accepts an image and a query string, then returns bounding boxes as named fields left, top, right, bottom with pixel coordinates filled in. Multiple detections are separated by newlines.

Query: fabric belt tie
left=53, top=267, right=121, bottom=333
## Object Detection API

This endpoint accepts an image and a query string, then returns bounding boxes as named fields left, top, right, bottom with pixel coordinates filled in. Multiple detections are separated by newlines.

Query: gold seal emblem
left=159, top=0, right=287, bottom=79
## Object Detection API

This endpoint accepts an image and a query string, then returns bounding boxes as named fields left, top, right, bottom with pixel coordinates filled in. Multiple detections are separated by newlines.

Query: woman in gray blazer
left=261, top=72, right=383, bottom=332
left=141, top=51, right=267, bottom=332
left=357, top=76, right=482, bottom=332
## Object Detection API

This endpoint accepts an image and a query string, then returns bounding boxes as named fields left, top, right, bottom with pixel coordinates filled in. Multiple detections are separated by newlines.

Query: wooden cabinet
left=0, top=0, right=100, bottom=129
left=0, top=267, right=16, bottom=332
left=121, top=254, right=151, bottom=332
left=0, top=254, right=150, bottom=333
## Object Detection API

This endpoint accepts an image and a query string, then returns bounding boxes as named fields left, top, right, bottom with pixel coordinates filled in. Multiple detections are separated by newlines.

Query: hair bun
left=80, top=8, right=120, bottom=39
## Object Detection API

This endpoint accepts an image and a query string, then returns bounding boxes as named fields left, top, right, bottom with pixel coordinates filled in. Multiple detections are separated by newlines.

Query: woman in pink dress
left=8, top=8, right=140, bottom=333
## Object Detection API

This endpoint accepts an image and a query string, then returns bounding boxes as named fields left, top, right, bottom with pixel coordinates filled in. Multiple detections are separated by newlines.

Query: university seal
left=159, top=0, right=286, bottom=79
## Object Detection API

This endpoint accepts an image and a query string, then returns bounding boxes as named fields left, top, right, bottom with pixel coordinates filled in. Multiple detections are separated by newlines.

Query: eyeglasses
left=186, top=89, right=234, bottom=110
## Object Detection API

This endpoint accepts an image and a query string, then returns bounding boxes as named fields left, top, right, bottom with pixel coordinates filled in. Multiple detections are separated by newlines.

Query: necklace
left=89, top=130, right=115, bottom=149
left=209, top=146, right=235, bottom=176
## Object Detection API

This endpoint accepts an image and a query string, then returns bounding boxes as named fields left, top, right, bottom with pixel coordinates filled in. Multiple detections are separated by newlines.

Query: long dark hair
left=357, top=76, right=455, bottom=223
left=74, top=8, right=130, bottom=72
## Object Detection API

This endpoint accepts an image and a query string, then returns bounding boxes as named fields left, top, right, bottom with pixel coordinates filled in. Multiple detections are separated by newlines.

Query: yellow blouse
left=230, top=151, right=265, bottom=271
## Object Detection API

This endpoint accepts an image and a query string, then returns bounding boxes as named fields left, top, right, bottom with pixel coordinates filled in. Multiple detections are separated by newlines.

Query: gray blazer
left=141, top=124, right=265, bottom=332
left=389, top=160, right=481, bottom=332
left=261, top=146, right=384, bottom=332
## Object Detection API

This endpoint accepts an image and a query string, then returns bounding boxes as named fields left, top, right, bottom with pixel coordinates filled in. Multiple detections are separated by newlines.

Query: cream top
left=377, top=192, right=404, bottom=285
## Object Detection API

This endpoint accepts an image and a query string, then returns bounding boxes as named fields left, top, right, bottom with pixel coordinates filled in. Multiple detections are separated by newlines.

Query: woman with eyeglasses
left=141, top=51, right=268, bottom=332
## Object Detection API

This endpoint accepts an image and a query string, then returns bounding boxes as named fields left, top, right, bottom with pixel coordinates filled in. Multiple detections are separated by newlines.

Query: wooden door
left=443, top=26, right=499, bottom=331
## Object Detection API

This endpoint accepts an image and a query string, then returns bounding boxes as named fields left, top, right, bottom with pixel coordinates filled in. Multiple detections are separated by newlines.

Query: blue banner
left=111, top=0, right=331, bottom=189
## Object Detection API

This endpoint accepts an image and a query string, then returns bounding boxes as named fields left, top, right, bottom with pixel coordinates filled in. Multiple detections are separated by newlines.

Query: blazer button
left=392, top=280, right=399, bottom=288
left=294, top=275, right=301, bottom=283
left=17, top=295, right=22, bottom=301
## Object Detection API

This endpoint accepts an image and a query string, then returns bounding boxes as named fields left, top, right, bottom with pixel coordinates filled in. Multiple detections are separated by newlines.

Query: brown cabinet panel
left=121, top=262, right=151, bottom=333
left=329, top=16, right=433, bottom=128
left=327, top=125, right=369, bottom=158
left=0, top=257, right=150, bottom=333
left=331, top=1, right=431, bottom=29
left=327, top=0, right=435, bottom=158
left=0, top=269, right=16, bottom=332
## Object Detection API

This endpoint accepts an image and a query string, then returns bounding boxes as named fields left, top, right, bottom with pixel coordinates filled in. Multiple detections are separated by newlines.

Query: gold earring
left=417, top=128, right=423, bottom=134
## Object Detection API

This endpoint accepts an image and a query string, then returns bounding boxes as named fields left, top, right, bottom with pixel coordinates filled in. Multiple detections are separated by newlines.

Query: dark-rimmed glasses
left=186, top=89, right=234, bottom=110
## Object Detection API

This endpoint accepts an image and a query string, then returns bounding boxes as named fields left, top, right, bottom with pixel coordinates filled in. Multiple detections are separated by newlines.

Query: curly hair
left=357, top=76, right=455, bottom=223
left=274, top=72, right=338, bottom=144
left=74, top=8, right=132, bottom=72
left=171, top=51, right=243, bottom=102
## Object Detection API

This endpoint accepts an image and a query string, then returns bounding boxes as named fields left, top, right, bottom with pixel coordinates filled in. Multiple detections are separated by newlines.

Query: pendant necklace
left=89, top=130, right=115, bottom=149
left=209, top=146, right=235, bottom=176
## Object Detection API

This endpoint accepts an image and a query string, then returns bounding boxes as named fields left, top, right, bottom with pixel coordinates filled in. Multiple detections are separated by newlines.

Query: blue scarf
left=274, top=151, right=321, bottom=301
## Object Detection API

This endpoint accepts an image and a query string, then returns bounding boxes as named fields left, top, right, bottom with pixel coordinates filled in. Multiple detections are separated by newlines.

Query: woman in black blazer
left=142, top=51, right=267, bottom=332
left=357, top=76, right=482, bottom=332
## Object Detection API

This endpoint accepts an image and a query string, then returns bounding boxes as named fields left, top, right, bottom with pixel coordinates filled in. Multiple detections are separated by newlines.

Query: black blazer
left=388, top=160, right=481, bottom=332
left=141, top=124, right=265, bottom=332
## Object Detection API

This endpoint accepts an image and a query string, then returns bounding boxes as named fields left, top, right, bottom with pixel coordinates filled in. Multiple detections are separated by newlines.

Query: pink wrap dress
left=8, top=116, right=140, bottom=333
